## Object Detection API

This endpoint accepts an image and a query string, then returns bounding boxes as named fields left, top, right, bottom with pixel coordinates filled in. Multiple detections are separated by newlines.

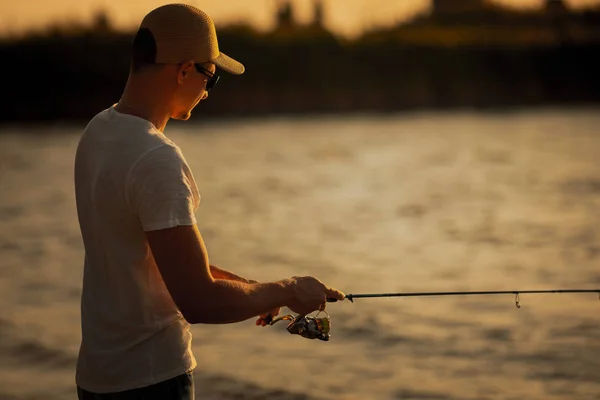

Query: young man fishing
left=73, top=4, right=345, bottom=399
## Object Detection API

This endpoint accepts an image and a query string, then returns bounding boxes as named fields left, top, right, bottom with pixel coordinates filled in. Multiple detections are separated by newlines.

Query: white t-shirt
left=74, top=106, right=199, bottom=393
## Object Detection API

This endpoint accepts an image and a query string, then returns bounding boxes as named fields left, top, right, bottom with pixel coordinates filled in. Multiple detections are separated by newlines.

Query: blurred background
left=1, top=1, right=600, bottom=399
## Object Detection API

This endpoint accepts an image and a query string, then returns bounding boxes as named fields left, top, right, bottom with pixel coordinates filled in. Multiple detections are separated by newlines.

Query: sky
left=1, top=0, right=599, bottom=38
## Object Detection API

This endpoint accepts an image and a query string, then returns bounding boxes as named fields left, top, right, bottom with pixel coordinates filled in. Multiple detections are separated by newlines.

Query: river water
left=1, top=108, right=599, bottom=400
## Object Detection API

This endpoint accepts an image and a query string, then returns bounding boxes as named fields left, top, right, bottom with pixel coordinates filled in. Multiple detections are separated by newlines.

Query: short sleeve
left=127, top=144, right=200, bottom=232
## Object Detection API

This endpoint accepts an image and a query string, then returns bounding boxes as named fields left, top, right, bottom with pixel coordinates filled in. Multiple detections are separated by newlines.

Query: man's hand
left=286, top=276, right=345, bottom=316
left=255, top=307, right=281, bottom=327
left=205, top=263, right=344, bottom=324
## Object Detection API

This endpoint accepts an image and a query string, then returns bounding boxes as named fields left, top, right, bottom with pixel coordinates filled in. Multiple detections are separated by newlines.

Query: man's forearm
left=190, top=278, right=292, bottom=324
left=209, top=264, right=256, bottom=283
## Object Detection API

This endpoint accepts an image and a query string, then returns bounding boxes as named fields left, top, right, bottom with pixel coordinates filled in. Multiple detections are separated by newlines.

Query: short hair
left=130, top=28, right=157, bottom=73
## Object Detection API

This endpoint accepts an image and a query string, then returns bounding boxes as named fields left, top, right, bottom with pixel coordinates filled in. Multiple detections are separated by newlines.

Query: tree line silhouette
left=1, top=2, right=599, bottom=123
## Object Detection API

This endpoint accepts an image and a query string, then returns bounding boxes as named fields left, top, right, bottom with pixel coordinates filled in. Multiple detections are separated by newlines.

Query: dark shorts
left=77, top=373, right=194, bottom=400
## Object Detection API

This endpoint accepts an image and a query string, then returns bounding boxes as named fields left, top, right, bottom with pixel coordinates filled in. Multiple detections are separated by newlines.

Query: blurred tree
left=275, top=0, right=296, bottom=32
left=545, top=0, right=568, bottom=13
left=1, top=0, right=599, bottom=123
left=91, top=9, right=112, bottom=34
left=312, top=0, right=324, bottom=29
left=545, top=0, right=571, bottom=45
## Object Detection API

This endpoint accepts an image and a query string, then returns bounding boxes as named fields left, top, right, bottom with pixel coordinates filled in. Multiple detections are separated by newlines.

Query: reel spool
left=268, top=311, right=331, bottom=341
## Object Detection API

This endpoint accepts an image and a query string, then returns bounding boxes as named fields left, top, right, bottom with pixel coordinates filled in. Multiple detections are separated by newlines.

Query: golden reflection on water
left=0, top=109, right=599, bottom=399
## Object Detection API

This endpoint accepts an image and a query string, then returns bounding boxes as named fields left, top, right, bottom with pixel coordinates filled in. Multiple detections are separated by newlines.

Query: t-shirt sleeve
left=127, top=144, right=200, bottom=232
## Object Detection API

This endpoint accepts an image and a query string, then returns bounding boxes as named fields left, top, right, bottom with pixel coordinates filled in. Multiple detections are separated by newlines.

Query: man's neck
left=114, top=101, right=169, bottom=132
left=115, top=78, right=172, bottom=132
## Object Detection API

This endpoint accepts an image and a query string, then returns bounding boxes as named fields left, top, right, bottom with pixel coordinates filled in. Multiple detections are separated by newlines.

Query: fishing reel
left=267, top=311, right=331, bottom=341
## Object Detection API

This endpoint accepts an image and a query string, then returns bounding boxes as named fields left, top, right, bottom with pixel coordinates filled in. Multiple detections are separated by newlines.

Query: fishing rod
left=266, top=288, right=600, bottom=341
left=342, top=289, right=600, bottom=305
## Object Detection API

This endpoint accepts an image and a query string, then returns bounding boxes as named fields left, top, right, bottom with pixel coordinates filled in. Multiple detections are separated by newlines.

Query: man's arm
left=147, top=224, right=344, bottom=324
left=209, top=264, right=256, bottom=284
left=209, top=265, right=277, bottom=326
left=147, top=224, right=290, bottom=324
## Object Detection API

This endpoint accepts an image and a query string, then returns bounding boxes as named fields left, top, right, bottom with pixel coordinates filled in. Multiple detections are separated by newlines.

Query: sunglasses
left=194, top=64, right=220, bottom=92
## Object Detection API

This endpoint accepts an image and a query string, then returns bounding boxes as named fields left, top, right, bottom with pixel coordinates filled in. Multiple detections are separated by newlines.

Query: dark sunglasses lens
left=207, top=75, right=219, bottom=91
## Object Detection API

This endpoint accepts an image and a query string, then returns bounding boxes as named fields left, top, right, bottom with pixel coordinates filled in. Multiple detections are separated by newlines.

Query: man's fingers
left=325, top=287, right=345, bottom=301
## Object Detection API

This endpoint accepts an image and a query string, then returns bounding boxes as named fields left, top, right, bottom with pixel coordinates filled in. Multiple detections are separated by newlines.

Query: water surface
left=1, top=109, right=599, bottom=399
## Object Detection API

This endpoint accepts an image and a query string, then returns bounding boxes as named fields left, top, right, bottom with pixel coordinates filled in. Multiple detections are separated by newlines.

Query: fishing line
left=339, top=289, right=600, bottom=308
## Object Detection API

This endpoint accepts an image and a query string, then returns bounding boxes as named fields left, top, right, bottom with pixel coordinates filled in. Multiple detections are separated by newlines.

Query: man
left=74, top=4, right=345, bottom=399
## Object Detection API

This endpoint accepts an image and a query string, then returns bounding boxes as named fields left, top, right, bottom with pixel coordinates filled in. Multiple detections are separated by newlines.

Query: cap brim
left=212, top=52, right=245, bottom=75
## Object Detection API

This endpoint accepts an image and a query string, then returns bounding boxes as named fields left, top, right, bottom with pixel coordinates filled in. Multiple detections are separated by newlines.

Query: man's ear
left=177, top=60, right=196, bottom=84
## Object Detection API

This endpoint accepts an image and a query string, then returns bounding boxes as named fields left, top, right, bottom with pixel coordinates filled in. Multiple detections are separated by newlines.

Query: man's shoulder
left=81, top=108, right=112, bottom=134
left=83, top=107, right=157, bottom=137
left=129, top=135, right=189, bottom=176
left=137, top=131, right=189, bottom=166
left=84, top=108, right=172, bottom=149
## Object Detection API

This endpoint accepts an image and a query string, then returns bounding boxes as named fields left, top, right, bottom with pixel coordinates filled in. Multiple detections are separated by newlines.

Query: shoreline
left=1, top=103, right=599, bottom=131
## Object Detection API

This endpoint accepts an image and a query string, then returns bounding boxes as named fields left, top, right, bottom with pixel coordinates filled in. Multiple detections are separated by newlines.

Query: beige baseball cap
left=140, top=3, right=244, bottom=75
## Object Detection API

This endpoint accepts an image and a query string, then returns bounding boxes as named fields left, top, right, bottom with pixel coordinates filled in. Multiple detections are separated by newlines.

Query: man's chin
left=173, top=111, right=192, bottom=121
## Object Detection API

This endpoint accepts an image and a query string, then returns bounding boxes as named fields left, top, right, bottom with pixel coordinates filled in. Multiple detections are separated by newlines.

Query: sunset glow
left=1, top=0, right=599, bottom=37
